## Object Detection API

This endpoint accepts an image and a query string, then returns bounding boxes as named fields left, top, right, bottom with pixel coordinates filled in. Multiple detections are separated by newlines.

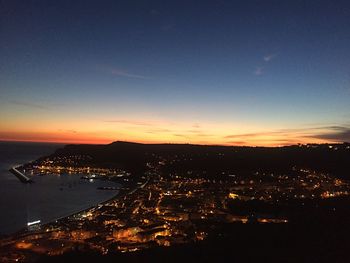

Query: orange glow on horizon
left=0, top=117, right=343, bottom=146
left=0, top=132, right=335, bottom=147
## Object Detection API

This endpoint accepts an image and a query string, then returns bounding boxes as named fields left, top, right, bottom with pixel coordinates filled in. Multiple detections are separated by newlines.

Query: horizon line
left=1, top=138, right=348, bottom=148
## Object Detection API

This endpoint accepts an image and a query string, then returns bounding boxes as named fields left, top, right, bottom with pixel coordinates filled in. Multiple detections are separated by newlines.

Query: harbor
left=9, top=167, right=33, bottom=184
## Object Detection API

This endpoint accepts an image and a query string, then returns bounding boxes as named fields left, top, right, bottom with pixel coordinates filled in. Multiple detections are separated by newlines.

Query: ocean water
left=0, top=141, right=119, bottom=235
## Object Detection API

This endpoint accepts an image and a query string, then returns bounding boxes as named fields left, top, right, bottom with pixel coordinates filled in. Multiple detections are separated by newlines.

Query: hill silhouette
left=45, top=141, right=350, bottom=179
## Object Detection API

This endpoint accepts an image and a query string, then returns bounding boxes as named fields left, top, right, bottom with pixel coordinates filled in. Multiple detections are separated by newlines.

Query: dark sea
left=0, top=141, right=119, bottom=235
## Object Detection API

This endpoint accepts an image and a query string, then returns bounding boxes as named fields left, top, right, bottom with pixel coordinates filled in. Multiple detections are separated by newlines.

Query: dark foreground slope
left=38, top=220, right=350, bottom=263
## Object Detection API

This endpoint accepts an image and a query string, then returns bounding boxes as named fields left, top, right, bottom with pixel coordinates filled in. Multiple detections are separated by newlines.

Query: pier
left=9, top=167, right=33, bottom=183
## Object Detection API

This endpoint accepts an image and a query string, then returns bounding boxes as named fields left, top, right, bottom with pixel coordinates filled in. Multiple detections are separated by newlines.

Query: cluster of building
left=223, top=167, right=350, bottom=202
left=1, top=154, right=350, bottom=262
left=21, top=154, right=130, bottom=180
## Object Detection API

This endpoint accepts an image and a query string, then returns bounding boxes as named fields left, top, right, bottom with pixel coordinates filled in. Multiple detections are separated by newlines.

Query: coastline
left=9, top=166, right=33, bottom=183
left=6, top=164, right=150, bottom=237
left=46, top=175, right=150, bottom=226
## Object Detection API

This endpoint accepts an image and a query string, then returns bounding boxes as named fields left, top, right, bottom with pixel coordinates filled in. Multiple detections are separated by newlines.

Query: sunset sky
left=1, top=0, right=350, bottom=146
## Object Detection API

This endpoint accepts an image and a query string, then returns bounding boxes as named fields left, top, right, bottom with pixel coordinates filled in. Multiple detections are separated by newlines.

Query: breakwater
left=9, top=167, right=33, bottom=183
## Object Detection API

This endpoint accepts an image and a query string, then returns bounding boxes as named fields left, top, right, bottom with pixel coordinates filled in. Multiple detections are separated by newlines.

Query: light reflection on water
left=0, top=142, right=119, bottom=235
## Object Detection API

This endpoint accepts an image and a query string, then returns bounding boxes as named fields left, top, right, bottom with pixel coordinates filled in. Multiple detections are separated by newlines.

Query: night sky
left=1, top=0, right=350, bottom=146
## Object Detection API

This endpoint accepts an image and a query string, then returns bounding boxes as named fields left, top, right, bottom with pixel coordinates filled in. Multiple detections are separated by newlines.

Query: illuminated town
left=1, top=142, right=350, bottom=262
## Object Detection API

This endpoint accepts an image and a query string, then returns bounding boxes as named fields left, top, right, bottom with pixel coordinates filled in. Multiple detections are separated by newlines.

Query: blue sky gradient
left=1, top=0, right=350, bottom=145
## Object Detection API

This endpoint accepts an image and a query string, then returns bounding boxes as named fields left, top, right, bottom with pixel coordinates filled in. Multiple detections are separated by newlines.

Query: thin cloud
left=225, top=125, right=350, bottom=143
left=187, top=129, right=202, bottom=134
left=226, top=141, right=248, bottom=145
left=110, top=69, right=147, bottom=79
left=263, top=54, right=276, bottom=62
left=186, top=130, right=212, bottom=137
left=57, top=129, right=78, bottom=134
left=309, top=126, right=350, bottom=142
left=104, top=119, right=174, bottom=129
left=254, top=67, right=263, bottom=75
left=253, top=54, right=276, bottom=75
left=225, top=132, right=271, bottom=139
left=97, top=65, right=148, bottom=79
left=173, top=134, right=188, bottom=138
left=104, top=119, right=155, bottom=126
left=145, top=128, right=172, bottom=134
left=8, top=100, right=50, bottom=110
